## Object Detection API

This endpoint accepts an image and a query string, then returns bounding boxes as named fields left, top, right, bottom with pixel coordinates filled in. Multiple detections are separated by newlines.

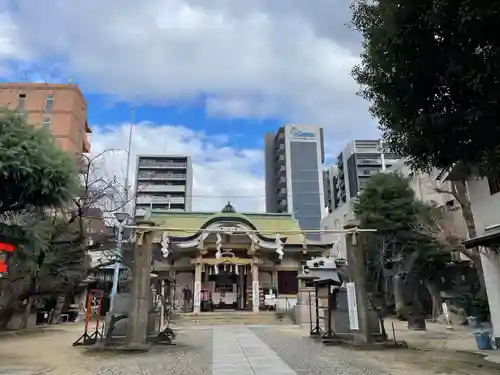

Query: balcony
left=139, top=161, right=187, bottom=169
left=136, top=195, right=185, bottom=205
left=357, top=167, right=380, bottom=177
left=135, top=208, right=148, bottom=217
left=137, top=173, right=186, bottom=181
left=137, top=184, right=186, bottom=193
left=357, top=157, right=382, bottom=166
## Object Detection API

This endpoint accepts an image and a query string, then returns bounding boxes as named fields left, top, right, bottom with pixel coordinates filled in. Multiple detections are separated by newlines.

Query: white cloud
left=90, top=122, right=265, bottom=213
left=2, top=0, right=377, bottom=137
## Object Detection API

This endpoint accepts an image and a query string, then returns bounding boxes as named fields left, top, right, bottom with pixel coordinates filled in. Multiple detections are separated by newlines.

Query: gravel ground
left=0, top=325, right=213, bottom=375
left=85, top=328, right=213, bottom=375
left=251, top=326, right=389, bottom=375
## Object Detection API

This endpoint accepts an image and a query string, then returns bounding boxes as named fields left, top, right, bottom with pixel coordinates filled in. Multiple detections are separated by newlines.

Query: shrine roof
left=149, top=210, right=307, bottom=245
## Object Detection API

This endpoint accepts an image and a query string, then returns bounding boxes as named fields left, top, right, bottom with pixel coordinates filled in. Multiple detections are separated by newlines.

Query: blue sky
left=0, top=0, right=379, bottom=211
left=85, top=94, right=282, bottom=150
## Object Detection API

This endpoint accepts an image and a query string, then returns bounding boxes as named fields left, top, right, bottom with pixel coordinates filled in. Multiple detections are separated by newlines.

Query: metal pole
left=124, top=107, right=135, bottom=207
left=109, top=106, right=134, bottom=313
left=109, top=222, right=124, bottom=312
left=160, top=279, right=165, bottom=330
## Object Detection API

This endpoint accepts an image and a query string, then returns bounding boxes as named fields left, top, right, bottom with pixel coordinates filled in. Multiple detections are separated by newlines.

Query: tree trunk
left=18, top=296, right=34, bottom=330
left=0, top=279, right=31, bottom=331
left=424, top=279, right=442, bottom=322
left=394, top=273, right=406, bottom=318
left=451, top=180, right=486, bottom=291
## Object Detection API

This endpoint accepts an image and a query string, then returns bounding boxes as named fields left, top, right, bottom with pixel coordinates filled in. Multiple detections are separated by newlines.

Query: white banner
left=346, top=282, right=359, bottom=330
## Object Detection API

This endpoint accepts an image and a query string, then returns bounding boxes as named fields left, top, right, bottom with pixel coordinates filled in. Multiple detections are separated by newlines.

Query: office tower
left=264, top=125, right=325, bottom=236
left=0, top=82, right=91, bottom=154
left=133, top=155, right=193, bottom=218
left=327, top=139, right=399, bottom=211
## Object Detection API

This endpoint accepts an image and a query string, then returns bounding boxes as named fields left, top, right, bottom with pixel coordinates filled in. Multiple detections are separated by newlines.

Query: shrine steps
left=174, top=311, right=294, bottom=326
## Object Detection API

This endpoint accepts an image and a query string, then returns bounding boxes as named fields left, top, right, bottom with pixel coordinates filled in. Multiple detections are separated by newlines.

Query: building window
left=277, top=270, right=298, bottom=295
left=488, top=175, right=500, bottom=195
left=44, top=94, right=54, bottom=113
left=42, top=116, right=52, bottom=130
left=17, top=93, right=26, bottom=110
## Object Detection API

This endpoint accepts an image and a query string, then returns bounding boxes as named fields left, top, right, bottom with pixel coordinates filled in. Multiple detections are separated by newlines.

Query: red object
left=84, top=289, right=104, bottom=334
left=0, top=242, right=14, bottom=252
left=0, top=261, right=6, bottom=272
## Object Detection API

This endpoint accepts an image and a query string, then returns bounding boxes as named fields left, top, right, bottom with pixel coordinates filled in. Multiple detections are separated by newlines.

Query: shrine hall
left=149, top=203, right=333, bottom=314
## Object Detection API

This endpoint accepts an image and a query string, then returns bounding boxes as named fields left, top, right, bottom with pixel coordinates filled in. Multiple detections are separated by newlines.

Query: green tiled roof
left=149, top=210, right=305, bottom=245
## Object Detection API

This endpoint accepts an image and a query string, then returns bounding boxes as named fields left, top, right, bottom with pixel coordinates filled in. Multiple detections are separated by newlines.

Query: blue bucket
left=474, top=332, right=492, bottom=350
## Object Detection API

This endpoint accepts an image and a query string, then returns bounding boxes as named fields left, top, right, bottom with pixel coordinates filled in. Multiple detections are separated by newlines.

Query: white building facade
left=133, top=155, right=193, bottom=218
left=464, top=174, right=500, bottom=346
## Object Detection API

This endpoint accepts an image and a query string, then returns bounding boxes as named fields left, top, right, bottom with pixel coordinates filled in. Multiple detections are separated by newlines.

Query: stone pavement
left=213, top=327, right=295, bottom=375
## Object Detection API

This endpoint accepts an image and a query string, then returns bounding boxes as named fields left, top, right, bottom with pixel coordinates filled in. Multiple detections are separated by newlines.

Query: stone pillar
left=193, top=258, right=202, bottom=314
left=344, top=220, right=372, bottom=344
left=481, top=249, right=500, bottom=346
left=251, top=259, right=260, bottom=313
left=295, top=275, right=318, bottom=327
left=126, top=221, right=154, bottom=350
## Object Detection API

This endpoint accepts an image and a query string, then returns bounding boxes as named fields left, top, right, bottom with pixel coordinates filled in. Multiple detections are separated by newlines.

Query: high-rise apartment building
left=264, top=125, right=325, bottom=236
left=323, top=165, right=338, bottom=215
left=133, top=155, right=193, bottom=218
left=325, top=140, right=399, bottom=212
left=321, top=140, right=400, bottom=257
left=0, top=83, right=91, bottom=154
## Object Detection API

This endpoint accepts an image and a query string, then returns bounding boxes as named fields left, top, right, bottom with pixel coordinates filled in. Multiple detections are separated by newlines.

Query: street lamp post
left=109, top=211, right=130, bottom=312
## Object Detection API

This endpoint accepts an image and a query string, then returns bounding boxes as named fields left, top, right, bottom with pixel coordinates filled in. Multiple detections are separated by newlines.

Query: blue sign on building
left=290, top=127, right=316, bottom=140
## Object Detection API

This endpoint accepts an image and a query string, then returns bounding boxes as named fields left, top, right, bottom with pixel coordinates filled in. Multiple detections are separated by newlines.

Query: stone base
left=6, top=313, right=37, bottom=330
left=294, top=304, right=316, bottom=327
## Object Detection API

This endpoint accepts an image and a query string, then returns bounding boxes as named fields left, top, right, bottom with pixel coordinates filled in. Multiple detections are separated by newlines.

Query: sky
left=0, top=0, right=380, bottom=212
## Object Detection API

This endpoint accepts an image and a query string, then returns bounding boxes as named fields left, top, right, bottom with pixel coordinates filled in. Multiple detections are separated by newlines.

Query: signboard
left=290, top=126, right=316, bottom=141
left=346, top=282, right=359, bottom=330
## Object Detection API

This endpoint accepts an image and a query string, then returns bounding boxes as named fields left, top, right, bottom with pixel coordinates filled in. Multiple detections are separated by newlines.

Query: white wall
left=321, top=200, right=354, bottom=259
left=467, top=176, right=500, bottom=341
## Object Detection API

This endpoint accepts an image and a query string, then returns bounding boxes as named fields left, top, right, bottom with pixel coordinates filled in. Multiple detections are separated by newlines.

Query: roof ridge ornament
left=221, top=201, right=236, bottom=213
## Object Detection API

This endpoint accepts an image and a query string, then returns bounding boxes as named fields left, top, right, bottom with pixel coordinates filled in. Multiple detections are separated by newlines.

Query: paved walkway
left=213, top=327, right=296, bottom=375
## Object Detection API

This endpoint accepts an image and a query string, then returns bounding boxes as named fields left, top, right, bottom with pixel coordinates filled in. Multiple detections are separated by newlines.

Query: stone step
left=174, top=311, right=293, bottom=325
